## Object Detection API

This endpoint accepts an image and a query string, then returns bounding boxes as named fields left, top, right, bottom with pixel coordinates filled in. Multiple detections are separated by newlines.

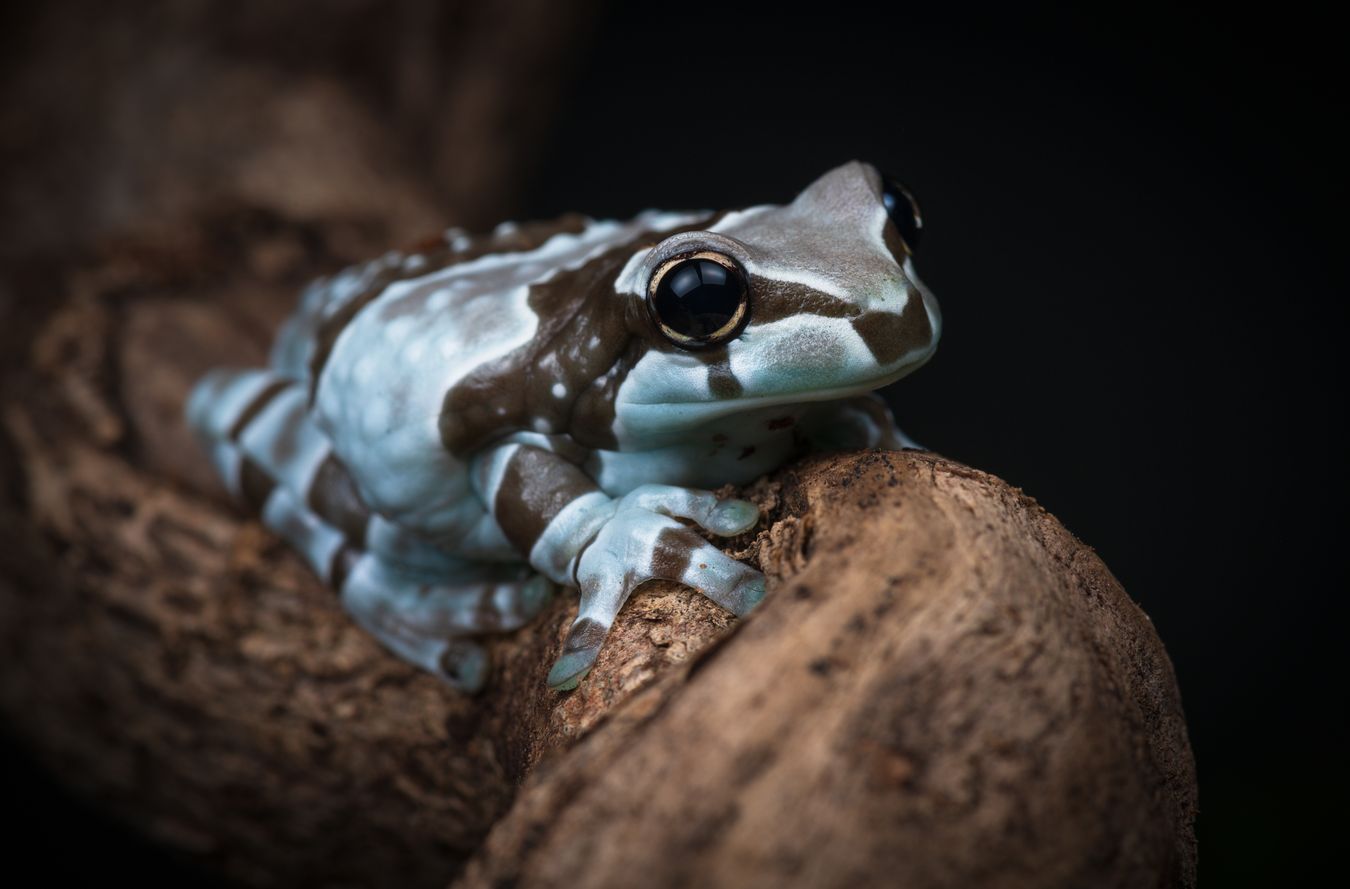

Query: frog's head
left=614, top=160, right=941, bottom=442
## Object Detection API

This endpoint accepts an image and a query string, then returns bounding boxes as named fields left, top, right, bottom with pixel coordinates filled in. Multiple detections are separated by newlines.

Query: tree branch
left=0, top=210, right=1195, bottom=887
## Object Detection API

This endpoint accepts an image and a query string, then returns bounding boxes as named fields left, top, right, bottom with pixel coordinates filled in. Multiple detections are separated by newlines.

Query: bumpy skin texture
left=186, top=161, right=940, bottom=690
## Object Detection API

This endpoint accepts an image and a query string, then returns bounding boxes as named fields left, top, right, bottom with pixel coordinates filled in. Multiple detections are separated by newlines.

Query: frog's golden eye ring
left=881, top=175, right=923, bottom=252
left=646, top=250, right=750, bottom=350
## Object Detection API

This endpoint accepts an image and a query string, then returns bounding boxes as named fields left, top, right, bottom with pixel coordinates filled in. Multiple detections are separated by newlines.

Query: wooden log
left=0, top=209, right=1196, bottom=888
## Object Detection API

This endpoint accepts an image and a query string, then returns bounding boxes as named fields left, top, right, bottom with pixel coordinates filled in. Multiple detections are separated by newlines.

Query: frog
left=185, top=160, right=940, bottom=692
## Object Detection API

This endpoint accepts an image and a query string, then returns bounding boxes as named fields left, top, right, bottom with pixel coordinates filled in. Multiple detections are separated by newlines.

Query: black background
left=6, top=2, right=1342, bottom=885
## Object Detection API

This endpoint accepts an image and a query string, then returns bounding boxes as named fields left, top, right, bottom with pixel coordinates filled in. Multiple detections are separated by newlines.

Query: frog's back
left=292, top=212, right=702, bottom=526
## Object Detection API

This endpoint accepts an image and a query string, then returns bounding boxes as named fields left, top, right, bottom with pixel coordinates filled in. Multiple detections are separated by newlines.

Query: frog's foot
left=341, top=555, right=555, bottom=691
left=548, top=486, right=765, bottom=691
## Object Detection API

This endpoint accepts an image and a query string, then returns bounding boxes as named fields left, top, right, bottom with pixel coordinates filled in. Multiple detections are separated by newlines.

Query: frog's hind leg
left=338, top=546, right=554, bottom=690
left=186, top=368, right=553, bottom=690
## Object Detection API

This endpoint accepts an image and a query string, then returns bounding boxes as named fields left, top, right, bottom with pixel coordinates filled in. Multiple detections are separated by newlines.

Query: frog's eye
left=647, top=251, right=751, bottom=349
left=881, top=175, right=923, bottom=252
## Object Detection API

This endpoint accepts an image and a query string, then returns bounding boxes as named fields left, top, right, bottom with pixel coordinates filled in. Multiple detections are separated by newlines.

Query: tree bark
left=0, top=211, right=1196, bottom=888
left=0, top=5, right=1196, bottom=882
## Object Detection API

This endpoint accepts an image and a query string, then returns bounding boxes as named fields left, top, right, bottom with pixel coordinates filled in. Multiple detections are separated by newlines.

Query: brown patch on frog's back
left=479, top=214, right=590, bottom=252
left=766, top=415, right=795, bottom=430
left=569, top=338, right=647, bottom=451
left=439, top=214, right=727, bottom=457
left=376, top=216, right=597, bottom=326
left=309, top=262, right=416, bottom=398
left=439, top=240, right=643, bottom=456
left=850, top=289, right=934, bottom=366
left=308, top=213, right=592, bottom=397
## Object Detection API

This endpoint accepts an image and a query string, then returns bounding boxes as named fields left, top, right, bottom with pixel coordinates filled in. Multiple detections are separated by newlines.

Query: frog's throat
left=618, top=354, right=931, bottom=435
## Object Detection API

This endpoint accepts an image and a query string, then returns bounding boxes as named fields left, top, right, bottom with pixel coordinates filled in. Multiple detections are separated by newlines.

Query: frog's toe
left=731, top=573, right=768, bottom=613
left=707, top=498, right=760, bottom=535
left=652, top=529, right=767, bottom=617
left=437, top=640, right=489, bottom=693
left=547, top=651, right=595, bottom=691
left=699, top=563, right=767, bottom=617
left=548, top=616, right=606, bottom=691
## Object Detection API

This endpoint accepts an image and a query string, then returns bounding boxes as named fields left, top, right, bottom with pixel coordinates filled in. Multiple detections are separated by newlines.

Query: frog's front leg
left=800, top=393, right=923, bottom=451
left=476, top=444, right=765, bottom=690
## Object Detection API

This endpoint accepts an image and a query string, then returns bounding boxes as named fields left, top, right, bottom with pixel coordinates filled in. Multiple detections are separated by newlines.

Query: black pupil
left=652, top=257, right=745, bottom=341
left=881, top=177, right=922, bottom=250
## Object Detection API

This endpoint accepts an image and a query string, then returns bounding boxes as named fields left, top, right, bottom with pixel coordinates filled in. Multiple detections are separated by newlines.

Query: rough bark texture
left=460, top=453, right=1199, bottom=889
left=0, top=4, right=1197, bottom=885
left=0, top=213, right=1196, bottom=888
